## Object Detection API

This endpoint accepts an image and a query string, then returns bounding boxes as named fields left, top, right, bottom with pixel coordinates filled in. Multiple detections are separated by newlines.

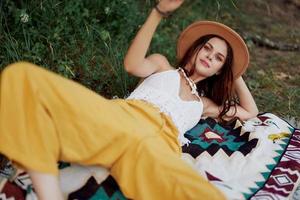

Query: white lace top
left=126, top=69, right=203, bottom=146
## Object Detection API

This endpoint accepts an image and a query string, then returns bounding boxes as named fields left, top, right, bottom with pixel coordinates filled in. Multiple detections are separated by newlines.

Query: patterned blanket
left=1, top=112, right=299, bottom=200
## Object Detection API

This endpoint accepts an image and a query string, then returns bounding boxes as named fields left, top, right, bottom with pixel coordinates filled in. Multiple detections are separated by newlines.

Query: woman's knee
left=1, top=62, right=48, bottom=90
left=2, top=61, right=38, bottom=78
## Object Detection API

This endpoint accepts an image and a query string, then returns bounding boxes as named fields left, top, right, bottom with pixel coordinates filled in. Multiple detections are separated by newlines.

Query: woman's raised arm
left=123, top=0, right=184, bottom=77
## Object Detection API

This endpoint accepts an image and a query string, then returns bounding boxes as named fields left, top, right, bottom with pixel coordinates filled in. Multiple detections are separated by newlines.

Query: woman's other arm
left=229, top=76, right=259, bottom=120
left=123, top=0, right=184, bottom=77
left=202, top=77, right=259, bottom=121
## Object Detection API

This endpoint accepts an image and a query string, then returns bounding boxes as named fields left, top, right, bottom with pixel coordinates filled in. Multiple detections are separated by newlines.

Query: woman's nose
left=206, top=53, right=213, bottom=61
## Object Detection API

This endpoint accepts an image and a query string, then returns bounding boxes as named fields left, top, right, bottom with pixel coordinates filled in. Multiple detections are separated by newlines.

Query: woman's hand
left=156, top=0, right=185, bottom=13
left=124, top=0, right=184, bottom=77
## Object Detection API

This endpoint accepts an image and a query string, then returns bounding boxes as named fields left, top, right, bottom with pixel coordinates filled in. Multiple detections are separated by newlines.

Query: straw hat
left=176, top=21, right=249, bottom=79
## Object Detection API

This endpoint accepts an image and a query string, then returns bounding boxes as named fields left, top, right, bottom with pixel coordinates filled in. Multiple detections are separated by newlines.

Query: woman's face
left=190, top=37, right=228, bottom=79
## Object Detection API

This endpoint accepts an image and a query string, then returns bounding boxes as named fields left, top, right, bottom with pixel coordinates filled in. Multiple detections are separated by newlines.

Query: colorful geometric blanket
left=1, top=112, right=299, bottom=200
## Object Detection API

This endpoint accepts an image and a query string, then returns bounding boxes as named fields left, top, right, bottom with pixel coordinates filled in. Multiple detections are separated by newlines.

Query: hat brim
left=176, top=21, right=249, bottom=79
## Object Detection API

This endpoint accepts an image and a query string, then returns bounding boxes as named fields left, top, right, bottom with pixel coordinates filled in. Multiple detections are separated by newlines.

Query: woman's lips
left=200, top=59, right=210, bottom=68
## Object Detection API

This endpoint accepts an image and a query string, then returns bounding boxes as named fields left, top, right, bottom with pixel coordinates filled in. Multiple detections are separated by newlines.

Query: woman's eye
left=216, top=56, right=223, bottom=62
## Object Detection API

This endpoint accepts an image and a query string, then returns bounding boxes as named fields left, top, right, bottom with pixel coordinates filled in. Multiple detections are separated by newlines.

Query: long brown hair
left=176, top=34, right=237, bottom=121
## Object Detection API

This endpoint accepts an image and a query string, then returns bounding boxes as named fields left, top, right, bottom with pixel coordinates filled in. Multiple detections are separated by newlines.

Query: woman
left=0, top=0, right=257, bottom=199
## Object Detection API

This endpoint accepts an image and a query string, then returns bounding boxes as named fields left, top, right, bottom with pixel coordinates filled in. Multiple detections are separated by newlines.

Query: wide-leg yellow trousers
left=0, top=62, right=225, bottom=200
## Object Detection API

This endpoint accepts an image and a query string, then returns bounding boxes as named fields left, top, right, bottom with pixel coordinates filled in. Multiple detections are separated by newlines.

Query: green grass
left=0, top=0, right=236, bottom=95
left=0, top=0, right=299, bottom=123
left=247, top=48, right=300, bottom=122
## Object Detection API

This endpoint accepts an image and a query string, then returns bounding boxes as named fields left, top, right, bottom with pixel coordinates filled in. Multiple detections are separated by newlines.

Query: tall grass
left=0, top=0, right=237, bottom=97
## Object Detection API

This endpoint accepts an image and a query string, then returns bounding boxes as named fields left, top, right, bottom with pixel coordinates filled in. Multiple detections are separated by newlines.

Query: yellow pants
left=0, top=62, right=225, bottom=200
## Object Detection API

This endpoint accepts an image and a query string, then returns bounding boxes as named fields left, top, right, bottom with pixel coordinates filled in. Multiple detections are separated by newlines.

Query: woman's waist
left=118, top=98, right=181, bottom=152
left=123, top=98, right=179, bottom=131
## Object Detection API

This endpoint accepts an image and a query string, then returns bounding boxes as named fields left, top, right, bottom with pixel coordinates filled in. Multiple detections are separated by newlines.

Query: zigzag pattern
left=181, top=114, right=297, bottom=200
left=264, top=185, right=291, bottom=196
left=182, top=139, right=259, bottom=158
left=68, top=176, right=126, bottom=200
left=250, top=130, right=300, bottom=199
left=183, top=117, right=258, bottom=157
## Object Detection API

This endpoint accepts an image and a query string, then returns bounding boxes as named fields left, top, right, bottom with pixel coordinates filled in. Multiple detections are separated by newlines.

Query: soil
left=235, top=0, right=300, bottom=72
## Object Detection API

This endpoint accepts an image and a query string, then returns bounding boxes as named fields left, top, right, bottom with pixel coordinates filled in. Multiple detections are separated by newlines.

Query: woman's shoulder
left=147, top=53, right=175, bottom=72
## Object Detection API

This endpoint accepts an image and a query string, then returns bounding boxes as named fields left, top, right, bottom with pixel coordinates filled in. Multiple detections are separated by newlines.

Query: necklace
left=178, top=68, right=201, bottom=101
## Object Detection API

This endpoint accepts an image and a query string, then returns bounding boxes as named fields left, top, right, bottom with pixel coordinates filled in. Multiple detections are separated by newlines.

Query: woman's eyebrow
left=207, top=42, right=226, bottom=58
